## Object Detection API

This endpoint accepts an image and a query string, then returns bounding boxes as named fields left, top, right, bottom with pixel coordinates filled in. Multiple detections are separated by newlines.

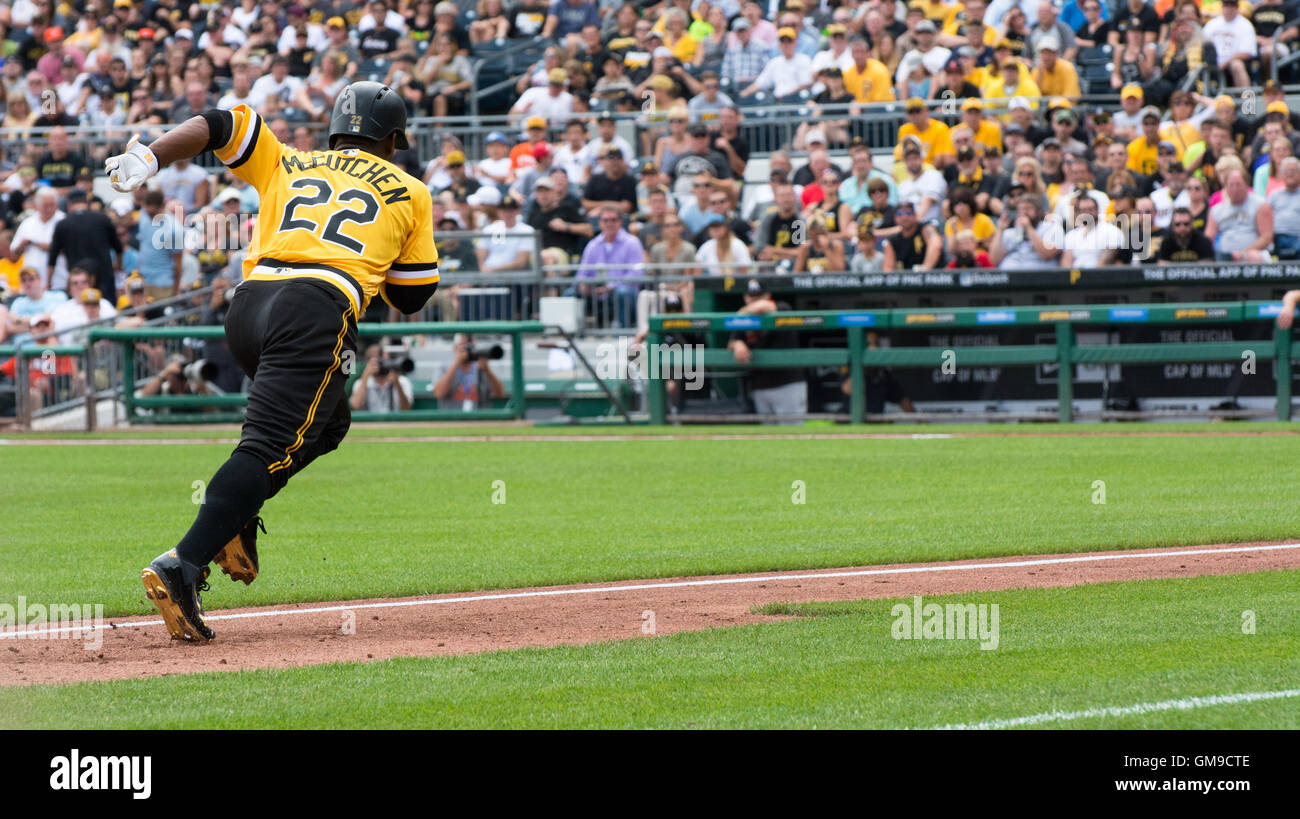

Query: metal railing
left=2, top=283, right=223, bottom=427
left=644, top=301, right=1300, bottom=424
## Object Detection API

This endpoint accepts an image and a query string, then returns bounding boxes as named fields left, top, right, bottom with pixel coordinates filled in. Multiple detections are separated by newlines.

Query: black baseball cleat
left=213, top=516, right=265, bottom=585
left=141, top=550, right=215, bottom=642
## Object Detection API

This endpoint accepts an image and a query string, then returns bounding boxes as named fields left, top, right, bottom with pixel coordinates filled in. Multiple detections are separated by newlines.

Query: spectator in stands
left=1204, top=0, right=1257, bottom=89
left=883, top=200, right=943, bottom=270
left=854, top=176, right=901, bottom=238
left=648, top=211, right=698, bottom=287
left=947, top=229, right=995, bottom=268
left=844, top=35, right=896, bottom=103
left=32, top=126, right=85, bottom=194
left=135, top=190, right=184, bottom=301
left=897, top=97, right=955, bottom=169
left=792, top=215, right=844, bottom=273
left=1127, top=107, right=1164, bottom=176
left=707, top=105, right=749, bottom=178
left=1032, top=35, right=1080, bottom=98
left=898, top=140, right=948, bottom=223
left=756, top=181, right=805, bottom=267
left=632, top=184, right=670, bottom=246
left=840, top=143, right=897, bottom=213
left=720, top=18, right=773, bottom=89
left=470, top=0, right=512, bottom=43
left=850, top=226, right=884, bottom=273
left=696, top=212, right=752, bottom=276
left=170, top=79, right=216, bottom=123
left=543, top=0, right=600, bottom=51
left=51, top=267, right=117, bottom=344
left=985, top=56, right=1041, bottom=106
left=581, top=113, right=634, bottom=178
left=421, top=33, right=474, bottom=117
left=945, top=185, right=996, bottom=250
left=582, top=146, right=637, bottom=216
left=47, top=189, right=122, bottom=303
left=11, top=187, right=66, bottom=291
left=526, top=176, right=592, bottom=271
left=668, top=122, right=734, bottom=195
left=692, top=8, right=731, bottom=72
left=158, top=156, right=210, bottom=213
left=1073, top=0, right=1111, bottom=48
left=593, top=52, right=635, bottom=104
left=1206, top=168, right=1274, bottom=261
left=434, top=333, right=507, bottom=410
left=5, top=266, right=68, bottom=347
left=1151, top=162, right=1190, bottom=229
left=439, top=150, right=483, bottom=204
left=1060, top=194, right=1123, bottom=267
left=572, top=205, right=644, bottom=327
left=1158, top=206, right=1217, bottom=262
left=2, top=92, right=37, bottom=139
left=1098, top=140, right=1144, bottom=192
left=728, top=278, right=806, bottom=423
left=1031, top=2, right=1077, bottom=60
left=739, top=25, right=813, bottom=100
left=1269, top=157, right=1300, bottom=259
left=990, top=194, right=1059, bottom=268
left=1111, top=85, right=1144, bottom=140
left=475, top=194, right=535, bottom=273
left=897, top=18, right=951, bottom=85
left=512, top=67, right=577, bottom=126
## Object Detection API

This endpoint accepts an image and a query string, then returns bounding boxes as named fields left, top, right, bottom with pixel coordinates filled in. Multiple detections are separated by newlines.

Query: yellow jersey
left=944, top=213, right=997, bottom=249
left=967, top=118, right=1004, bottom=153
left=895, top=119, right=956, bottom=164
left=1032, top=61, right=1081, bottom=98
left=844, top=58, right=896, bottom=102
left=212, top=105, right=439, bottom=314
left=1127, top=136, right=1159, bottom=176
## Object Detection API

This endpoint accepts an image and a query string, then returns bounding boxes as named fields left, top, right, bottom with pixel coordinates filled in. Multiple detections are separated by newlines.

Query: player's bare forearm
left=148, top=116, right=214, bottom=167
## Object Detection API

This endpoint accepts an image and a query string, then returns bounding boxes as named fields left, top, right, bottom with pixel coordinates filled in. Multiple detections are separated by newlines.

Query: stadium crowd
left=3, top=0, right=1300, bottom=353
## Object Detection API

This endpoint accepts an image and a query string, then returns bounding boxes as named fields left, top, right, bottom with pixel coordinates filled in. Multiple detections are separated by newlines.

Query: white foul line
left=3, top=542, right=1298, bottom=639
left=928, top=688, right=1300, bottom=730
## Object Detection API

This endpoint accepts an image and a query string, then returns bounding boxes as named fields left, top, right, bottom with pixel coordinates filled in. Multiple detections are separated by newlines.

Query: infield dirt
left=2, top=542, right=1296, bottom=687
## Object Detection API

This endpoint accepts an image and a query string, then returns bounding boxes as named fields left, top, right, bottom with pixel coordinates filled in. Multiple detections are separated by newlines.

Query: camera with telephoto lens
left=377, top=348, right=415, bottom=377
left=465, top=344, right=504, bottom=361
left=183, top=359, right=218, bottom=385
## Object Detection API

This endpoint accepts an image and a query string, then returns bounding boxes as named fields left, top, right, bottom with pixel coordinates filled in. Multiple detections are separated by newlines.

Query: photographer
left=433, top=333, right=506, bottom=411
left=351, top=344, right=414, bottom=413
left=140, top=353, right=216, bottom=400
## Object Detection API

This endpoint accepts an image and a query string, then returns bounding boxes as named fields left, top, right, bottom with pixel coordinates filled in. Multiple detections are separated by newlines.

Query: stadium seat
left=357, top=58, right=388, bottom=77
left=1075, top=45, right=1111, bottom=66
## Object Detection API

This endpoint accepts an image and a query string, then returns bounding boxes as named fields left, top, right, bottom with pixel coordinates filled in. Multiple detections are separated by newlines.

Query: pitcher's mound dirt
left=3, top=542, right=1297, bottom=687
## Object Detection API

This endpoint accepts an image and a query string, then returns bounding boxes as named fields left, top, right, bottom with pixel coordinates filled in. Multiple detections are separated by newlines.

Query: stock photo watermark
left=595, top=337, right=704, bottom=389
left=0, top=596, right=105, bottom=651
left=50, top=749, right=151, bottom=800
left=891, top=595, right=1000, bottom=650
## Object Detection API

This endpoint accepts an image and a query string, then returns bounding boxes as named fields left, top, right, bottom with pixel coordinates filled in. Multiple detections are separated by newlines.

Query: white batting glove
left=104, top=135, right=159, bottom=193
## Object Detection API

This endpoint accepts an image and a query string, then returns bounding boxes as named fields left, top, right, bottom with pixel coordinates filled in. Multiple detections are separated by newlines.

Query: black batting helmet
left=328, top=81, right=410, bottom=150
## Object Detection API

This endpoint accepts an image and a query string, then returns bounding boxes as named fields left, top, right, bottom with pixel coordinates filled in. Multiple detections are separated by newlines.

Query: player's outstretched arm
left=104, top=112, right=228, bottom=193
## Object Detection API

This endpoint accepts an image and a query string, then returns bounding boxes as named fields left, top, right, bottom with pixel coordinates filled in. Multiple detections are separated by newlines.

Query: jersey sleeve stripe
left=227, top=110, right=263, bottom=169
left=390, top=262, right=440, bottom=271
left=213, top=108, right=251, bottom=164
left=385, top=265, right=440, bottom=284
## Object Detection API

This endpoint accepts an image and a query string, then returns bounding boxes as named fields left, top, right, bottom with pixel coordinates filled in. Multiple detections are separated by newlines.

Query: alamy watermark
left=0, top=596, right=105, bottom=650
left=595, top=337, right=704, bottom=389
left=891, top=595, right=1000, bottom=650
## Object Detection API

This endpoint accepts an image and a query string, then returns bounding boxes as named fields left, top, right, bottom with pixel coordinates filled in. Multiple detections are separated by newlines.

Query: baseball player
left=107, top=82, right=439, bottom=641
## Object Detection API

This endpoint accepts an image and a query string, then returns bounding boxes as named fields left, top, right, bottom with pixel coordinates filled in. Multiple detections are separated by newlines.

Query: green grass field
left=2, top=429, right=1299, bottom=616
left=4, top=425, right=1297, bottom=729
left=4, top=570, right=1295, bottom=729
